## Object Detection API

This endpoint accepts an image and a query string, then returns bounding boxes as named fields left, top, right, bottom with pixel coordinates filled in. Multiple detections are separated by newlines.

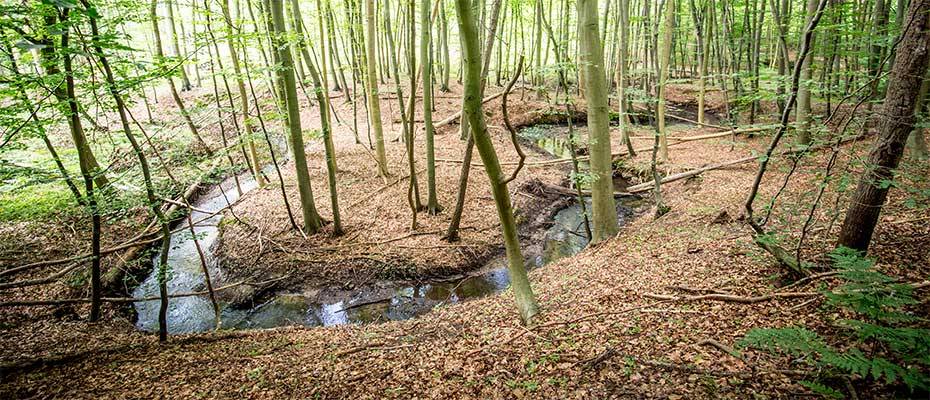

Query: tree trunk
left=837, top=0, right=930, bottom=252
left=578, top=0, right=619, bottom=242
left=151, top=0, right=211, bottom=155
left=221, top=0, right=266, bottom=187
left=656, top=0, right=675, bottom=161
left=795, top=0, right=820, bottom=145
left=312, top=0, right=344, bottom=235
left=165, top=0, right=192, bottom=90
left=58, top=9, right=102, bottom=324
left=616, top=0, right=636, bottom=157
left=453, top=0, right=539, bottom=325
left=365, top=0, right=390, bottom=179
left=423, top=0, right=442, bottom=214
left=81, top=0, right=178, bottom=336
left=269, top=0, right=324, bottom=234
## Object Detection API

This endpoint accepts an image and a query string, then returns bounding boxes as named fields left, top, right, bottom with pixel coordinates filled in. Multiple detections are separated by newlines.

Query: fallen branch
left=0, top=263, right=83, bottom=291
left=345, top=168, right=426, bottom=211
left=435, top=88, right=513, bottom=128
left=625, top=156, right=758, bottom=193
left=0, top=276, right=288, bottom=307
left=697, top=338, right=744, bottom=360
left=643, top=291, right=818, bottom=303
left=501, top=57, right=526, bottom=186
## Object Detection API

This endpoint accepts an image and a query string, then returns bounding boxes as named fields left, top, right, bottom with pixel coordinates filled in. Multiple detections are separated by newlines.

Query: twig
left=0, top=276, right=288, bottom=307
left=501, top=57, right=526, bottom=185
left=697, top=338, right=743, bottom=360
left=642, top=291, right=819, bottom=304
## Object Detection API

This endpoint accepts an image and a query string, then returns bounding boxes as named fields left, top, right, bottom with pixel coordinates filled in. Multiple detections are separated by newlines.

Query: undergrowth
left=740, top=247, right=930, bottom=397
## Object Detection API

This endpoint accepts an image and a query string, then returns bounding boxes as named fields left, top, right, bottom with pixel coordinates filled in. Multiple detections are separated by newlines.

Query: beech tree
left=269, top=0, right=323, bottom=233
left=453, top=0, right=538, bottom=324
left=577, top=0, right=618, bottom=242
left=364, top=0, right=389, bottom=179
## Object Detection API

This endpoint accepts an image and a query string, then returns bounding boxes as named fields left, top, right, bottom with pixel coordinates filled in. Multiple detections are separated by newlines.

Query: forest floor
left=1, top=83, right=928, bottom=398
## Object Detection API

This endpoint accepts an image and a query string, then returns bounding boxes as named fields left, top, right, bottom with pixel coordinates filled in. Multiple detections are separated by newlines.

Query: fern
left=740, top=247, right=930, bottom=394
left=799, top=380, right=844, bottom=399
left=826, top=247, right=919, bottom=323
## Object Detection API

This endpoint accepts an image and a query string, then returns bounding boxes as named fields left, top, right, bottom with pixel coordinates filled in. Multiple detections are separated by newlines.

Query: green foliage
left=0, top=183, right=77, bottom=221
left=799, top=380, right=844, bottom=399
left=740, top=247, right=930, bottom=394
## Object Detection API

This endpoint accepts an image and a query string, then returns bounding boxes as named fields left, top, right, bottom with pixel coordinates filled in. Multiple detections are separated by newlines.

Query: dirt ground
left=1, top=83, right=928, bottom=398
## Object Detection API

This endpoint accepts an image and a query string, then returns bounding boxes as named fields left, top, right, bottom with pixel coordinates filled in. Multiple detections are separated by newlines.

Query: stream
left=133, top=125, right=640, bottom=334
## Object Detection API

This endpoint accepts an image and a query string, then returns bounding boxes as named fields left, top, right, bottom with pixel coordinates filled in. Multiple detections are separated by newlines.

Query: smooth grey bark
left=453, top=0, right=539, bottom=325
left=578, top=0, right=619, bottom=242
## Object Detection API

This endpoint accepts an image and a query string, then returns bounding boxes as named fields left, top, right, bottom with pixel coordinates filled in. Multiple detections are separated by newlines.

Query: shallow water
left=133, top=126, right=638, bottom=333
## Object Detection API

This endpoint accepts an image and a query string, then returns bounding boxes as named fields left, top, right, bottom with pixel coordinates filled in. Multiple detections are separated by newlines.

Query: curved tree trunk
left=453, top=0, right=538, bottom=325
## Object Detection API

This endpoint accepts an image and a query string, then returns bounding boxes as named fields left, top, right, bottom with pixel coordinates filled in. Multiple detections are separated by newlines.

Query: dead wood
left=642, top=291, right=819, bottom=303
left=697, top=338, right=744, bottom=360
left=0, top=276, right=287, bottom=307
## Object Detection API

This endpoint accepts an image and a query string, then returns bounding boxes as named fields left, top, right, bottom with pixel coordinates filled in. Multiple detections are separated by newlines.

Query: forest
left=0, top=0, right=928, bottom=396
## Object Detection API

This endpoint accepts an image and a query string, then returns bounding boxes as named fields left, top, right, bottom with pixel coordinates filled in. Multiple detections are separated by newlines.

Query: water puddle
left=133, top=125, right=639, bottom=334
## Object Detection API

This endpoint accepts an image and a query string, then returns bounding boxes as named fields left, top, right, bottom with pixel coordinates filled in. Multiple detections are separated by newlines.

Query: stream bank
left=132, top=122, right=643, bottom=334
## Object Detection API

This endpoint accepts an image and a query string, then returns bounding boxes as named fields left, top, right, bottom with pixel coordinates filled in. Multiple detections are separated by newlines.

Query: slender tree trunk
left=445, top=0, right=503, bottom=239
left=166, top=0, right=192, bottom=90
left=57, top=9, right=102, bottom=324
left=312, top=0, right=344, bottom=235
left=151, top=0, right=212, bottom=154
left=865, top=0, right=890, bottom=124
left=37, top=20, right=110, bottom=189
left=908, top=69, right=930, bottom=160
left=365, top=0, right=390, bottom=179
left=656, top=0, right=675, bottom=161
left=578, top=0, right=619, bottom=242
left=221, top=0, right=266, bottom=187
left=269, top=0, right=324, bottom=233
left=4, top=43, right=85, bottom=206
left=616, top=0, right=636, bottom=156
left=423, top=0, right=442, bottom=214
left=453, top=0, right=539, bottom=324
left=81, top=0, right=180, bottom=334
left=796, top=0, right=820, bottom=145
left=440, top=0, right=452, bottom=91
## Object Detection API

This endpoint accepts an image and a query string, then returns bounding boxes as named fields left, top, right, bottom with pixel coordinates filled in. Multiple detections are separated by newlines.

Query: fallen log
left=0, top=276, right=289, bottom=307
left=625, top=156, right=758, bottom=193
left=436, top=125, right=772, bottom=168
left=434, top=88, right=513, bottom=128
